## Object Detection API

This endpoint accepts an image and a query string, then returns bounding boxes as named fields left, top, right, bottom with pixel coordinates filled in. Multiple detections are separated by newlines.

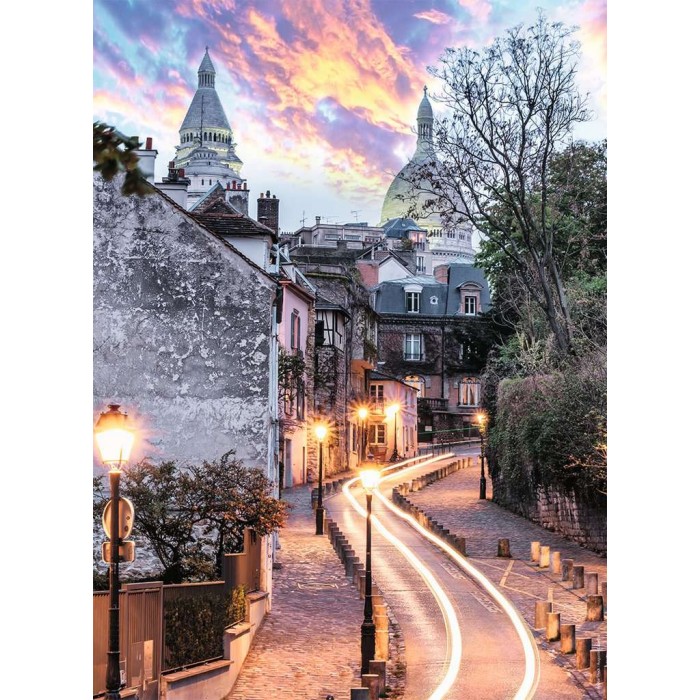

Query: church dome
left=417, top=89, right=433, bottom=120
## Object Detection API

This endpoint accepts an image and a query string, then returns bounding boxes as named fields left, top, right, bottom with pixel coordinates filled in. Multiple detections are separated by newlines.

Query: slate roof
left=180, top=89, right=231, bottom=131
left=382, top=217, right=427, bottom=239
left=373, top=264, right=491, bottom=316
left=192, top=212, right=275, bottom=239
left=198, top=48, right=215, bottom=74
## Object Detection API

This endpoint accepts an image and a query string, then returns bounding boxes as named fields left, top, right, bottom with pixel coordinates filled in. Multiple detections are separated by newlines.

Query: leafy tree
left=93, top=451, right=288, bottom=583
left=404, top=13, right=593, bottom=356
left=93, top=121, right=152, bottom=196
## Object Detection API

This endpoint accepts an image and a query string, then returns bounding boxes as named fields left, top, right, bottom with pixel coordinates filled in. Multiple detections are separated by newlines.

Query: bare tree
left=405, top=14, right=591, bottom=356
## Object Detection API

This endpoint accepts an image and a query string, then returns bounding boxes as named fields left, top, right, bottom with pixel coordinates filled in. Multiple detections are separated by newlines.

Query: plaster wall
left=93, top=174, right=276, bottom=472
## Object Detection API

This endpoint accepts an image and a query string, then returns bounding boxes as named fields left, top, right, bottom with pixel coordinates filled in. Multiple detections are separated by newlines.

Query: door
left=284, top=439, right=293, bottom=487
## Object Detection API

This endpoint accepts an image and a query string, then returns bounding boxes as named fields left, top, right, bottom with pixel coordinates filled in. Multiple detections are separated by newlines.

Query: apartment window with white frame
left=404, top=334, right=422, bottom=361
left=416, top=256, right=425, bottom=273
left=369, top=423, right=386, bottom=445
left=464, top=295, right=477, bottom=315
left=405, top=291, right=421, bottom=313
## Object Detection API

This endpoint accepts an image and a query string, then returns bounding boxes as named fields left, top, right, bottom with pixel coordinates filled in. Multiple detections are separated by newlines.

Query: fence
left=93, top=528, right=262, bottom=698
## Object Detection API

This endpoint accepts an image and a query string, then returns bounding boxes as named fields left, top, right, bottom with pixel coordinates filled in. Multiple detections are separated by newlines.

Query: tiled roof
left=192, top=212, right=274, bottom=239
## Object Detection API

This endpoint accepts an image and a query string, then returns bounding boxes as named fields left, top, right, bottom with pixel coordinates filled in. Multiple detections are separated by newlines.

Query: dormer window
left=404, top=284, right=423, bottom=313
left=464, top=295, right=477, bottom=315
left=459, top=281, right=483, bottom=316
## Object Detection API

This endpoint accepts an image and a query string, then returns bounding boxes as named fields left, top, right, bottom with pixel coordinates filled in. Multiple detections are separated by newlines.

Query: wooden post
left=590, top=649, right=607, bottom=684
left=531, top=541, right=541, bottom=562
left=572, top=565, right=585, bottom=589
left=560, top=624, right=576, bottom=653
left=562, top=559, right=574, bottom=581
left=576, top=637, right=592, bottom=670
left=539, top=545, right=550, bottom=568
left=534, top=601, right=552, bottom=629
left=601, top=580, right=607, bottom=610
left=585, top=572, right=599, bottom=595
left=604, top=665, right=607, bottom=699
left=498, top=538, right=511, bottom=557
left=586, top=595, right=604, bottom=622
left=546, top=612, right=561, bottom=641
left=551, top=551, right=562, bottom=575
left=374, top=614, right=389, bottom=661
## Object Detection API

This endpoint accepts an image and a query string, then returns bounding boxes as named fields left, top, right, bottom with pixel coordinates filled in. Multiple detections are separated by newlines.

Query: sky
left=93, top=0, right=607, bottom=233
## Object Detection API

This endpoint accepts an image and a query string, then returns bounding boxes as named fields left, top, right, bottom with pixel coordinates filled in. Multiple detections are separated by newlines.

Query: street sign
left=102, top=497, right=135, bottom=540
left=102, top=540, right=136, bottom=563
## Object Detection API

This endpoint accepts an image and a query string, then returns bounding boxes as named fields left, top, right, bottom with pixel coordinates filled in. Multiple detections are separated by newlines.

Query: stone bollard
left=346, top=555, right=360, bottom=578
left=353, top=563, right=364, bottom=590
left=531, top=541, right=541, bottom=562
left=369, top=660, right=387, bottom=693
left=576, top=637, right=592, bottom=670
left=551, top=551, right=561, bottom=575
left=497, top=538, right=512, bottom=558
left=539, top=546, right=551, bottom=568
left=572, top=565, right=585, bottom=589
left=586, top=595, right=605, bottom=622
left=590, top=649, right=607, bottom=684
left=341, top=543, right=353, bottom=564
left=361, top=673, right=380, bottom=700
left=372, top=601, right=388, bottom=619
left=585, top=572, right=599, bottom=595
left=601, top=580, right=607, bottom=610
left=534, top=601, right=552, bottom=629
left=358, top=572, right=366, bottom=598
left=562, top=559, right=574, bottom=582
left=350, top=689, right=370, bottom=700
left=375, top=614, right=389, bottom=660
left=455, top=536, right=467, bottom=555
left=603, top=665, right=607, bottom=699
left=546, top=612, right=561, bottom=641
left=560, top=624, right=576, bottom=653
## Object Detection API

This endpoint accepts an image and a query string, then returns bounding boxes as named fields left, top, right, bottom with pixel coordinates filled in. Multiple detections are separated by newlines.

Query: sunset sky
left=93, top=0, right=607, bottom=232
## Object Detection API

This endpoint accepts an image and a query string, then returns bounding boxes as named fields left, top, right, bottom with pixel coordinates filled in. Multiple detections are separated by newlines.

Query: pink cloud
left=457, top=0, right=492, bottom=24
left=414, top=10, right=452, bottom=25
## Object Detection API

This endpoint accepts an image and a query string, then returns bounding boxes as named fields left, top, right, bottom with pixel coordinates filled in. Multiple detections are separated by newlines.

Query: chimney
left=315, top=216, right=321, bottom=226
left=155, top=162, right=191, bottom=209
left=134, top=136, right=158, bottom=184
left=434, top=264, right=449, bottom=284
left=257, top=190, right=280, bottom=235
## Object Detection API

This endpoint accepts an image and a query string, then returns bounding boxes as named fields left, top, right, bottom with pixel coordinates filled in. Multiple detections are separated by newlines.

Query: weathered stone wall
left=93, top=174, right=276, bottom=471
left=492, top=481, right=607, bottom=554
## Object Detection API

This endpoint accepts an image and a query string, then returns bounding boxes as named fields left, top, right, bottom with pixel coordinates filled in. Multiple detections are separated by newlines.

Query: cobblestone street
left=409, top=455, right=607, bottom=699
left=227, top=484, right=365, bottom=700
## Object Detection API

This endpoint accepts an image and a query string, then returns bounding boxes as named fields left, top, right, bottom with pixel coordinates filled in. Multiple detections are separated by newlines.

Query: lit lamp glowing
left=359, top=468, right=381, bottom=673
left=314, top=422, right=328, bottom=535
left=94, top=404, right=135, bottom=700
left=386, top=403, right=400, bottom=462
left=477, top=412, right=488, bottom=500
left=357, top=406, right=369, bottom=465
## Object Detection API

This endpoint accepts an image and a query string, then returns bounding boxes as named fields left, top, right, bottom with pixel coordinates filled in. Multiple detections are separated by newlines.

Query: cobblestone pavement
left=408, top=455, right=607, bottom=699
left=227, top=482, right=366, bottom=700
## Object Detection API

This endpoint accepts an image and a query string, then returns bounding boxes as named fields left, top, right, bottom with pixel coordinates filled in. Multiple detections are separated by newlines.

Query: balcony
left=418, top=397, right=448, bottom=412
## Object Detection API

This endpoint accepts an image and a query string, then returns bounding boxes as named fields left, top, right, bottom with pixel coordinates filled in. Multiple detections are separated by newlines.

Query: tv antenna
left=351, top=210, right=361, bottom=222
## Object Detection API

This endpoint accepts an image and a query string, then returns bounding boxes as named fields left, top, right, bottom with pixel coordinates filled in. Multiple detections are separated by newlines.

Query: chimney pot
left=266, top=190, right=270, bottom=197
left=260, top=192, right=264, bottom=198
left=146, top=137, right=153, bottom=150
left=178, top=169, right=185, bottom=177
left=168, top=161, right=175, bottom=169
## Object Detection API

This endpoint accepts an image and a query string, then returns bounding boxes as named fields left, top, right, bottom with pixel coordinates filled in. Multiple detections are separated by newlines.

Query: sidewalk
left=227, top=479, right=364, bottom=700
left=408, top=459, right=607, bottom=699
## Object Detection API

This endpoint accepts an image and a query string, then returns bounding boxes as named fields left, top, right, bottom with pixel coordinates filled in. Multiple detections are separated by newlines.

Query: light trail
left=343, top=457, right=462, bottom=700
left=373, top=469, right=541, bottom=700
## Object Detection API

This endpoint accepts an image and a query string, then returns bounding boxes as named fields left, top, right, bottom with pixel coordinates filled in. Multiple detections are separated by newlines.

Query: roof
left=180, top=88, right=231, bottom=131
left=373, top=264, right=491, bottom=316
left=382, top=217, right=427, bottom=239
left=198, top=48, right=215, bottom=74
left=369, top=369, right=419, bottom=391
left=417, top=87, right=433, bottom=120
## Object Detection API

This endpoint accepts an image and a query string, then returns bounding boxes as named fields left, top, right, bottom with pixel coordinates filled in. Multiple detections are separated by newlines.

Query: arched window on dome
left=404, top=375, right=425, bottom=398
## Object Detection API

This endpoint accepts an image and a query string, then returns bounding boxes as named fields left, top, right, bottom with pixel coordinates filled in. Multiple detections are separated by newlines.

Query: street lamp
left=359, top=468, right=381, bottom=674
left=357, top=406, right=369, bottom=465
left=314, top=422, right=328, bottom=535
left=386, top=403, right=400, bottom=462
left=95, top=404, right=135, bottom=700
left=477, top=412, right=488, bottom=500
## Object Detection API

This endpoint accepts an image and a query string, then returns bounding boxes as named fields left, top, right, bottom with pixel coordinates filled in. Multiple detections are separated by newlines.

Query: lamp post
left=357, top=406, right=368, bottom=465
left=386, top=403, right=400, bottom=462
left=95, top=404, right=135, bottom=700
left=315, top=422, right=328, bottom=535
left=360, top=468, right=381, bottom=674
left=477, top=412, right=488, bottom=500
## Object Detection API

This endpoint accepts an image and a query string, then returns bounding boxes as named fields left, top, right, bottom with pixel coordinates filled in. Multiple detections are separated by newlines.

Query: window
left=295, top=379, right=305, bottom=419
left=290, top=310, right=301, bottom=351
left=447, top=230, right=456, bottom=239
left=315, top=309, right=344, bottom=348
left=464, top=295, right=477, bottom=315
left=405, top=291, right=420, bottom=313
left=404, top=375, right=425, bottom=398
left=369, top=424, right=386, bottom=445
left=416, top=256, right=425, bottom=273
left=459, top=377, right=480, bottom=407
left=370, top=384, right=384, bottom=411
left=404, top=334, right=422, bottom=361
